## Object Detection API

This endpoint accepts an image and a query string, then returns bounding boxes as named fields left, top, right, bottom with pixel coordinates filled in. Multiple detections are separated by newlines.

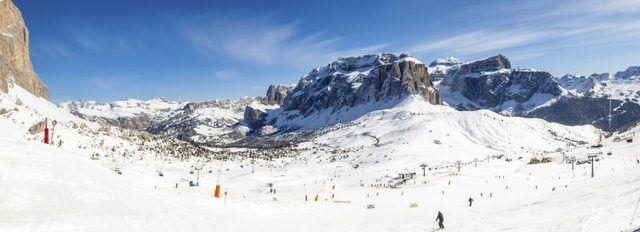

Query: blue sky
left=15, top=0, right=640, bottom=103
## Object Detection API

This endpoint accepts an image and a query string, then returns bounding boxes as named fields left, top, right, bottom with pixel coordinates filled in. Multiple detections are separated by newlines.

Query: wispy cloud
left=409, top=29, right=545, bottom=55
left=407, top=0, right=640, bottom=60
left=34, top=42, right=75, bottom=58
left=67, top=32, right=139, bottom=53
left=185, top=17, right=389, bottom=68
left=215, top=69, right=237, bottom=80
left=536, top=0, right=640, bottom=18
left=87, top=77, right=113, bottom=90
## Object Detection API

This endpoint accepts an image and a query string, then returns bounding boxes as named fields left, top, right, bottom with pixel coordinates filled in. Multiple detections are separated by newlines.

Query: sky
left=13, top=0, right=640, bottom=103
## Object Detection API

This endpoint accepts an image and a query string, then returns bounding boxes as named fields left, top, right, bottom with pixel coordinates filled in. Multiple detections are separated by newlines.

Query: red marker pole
left=43, top=127, right=49, bottom=144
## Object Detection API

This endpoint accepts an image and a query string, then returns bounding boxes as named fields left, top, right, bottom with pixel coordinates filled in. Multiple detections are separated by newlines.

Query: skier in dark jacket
left=468, top=197, right=474, bottom=207
left=436, top=211, right=444, bottom=229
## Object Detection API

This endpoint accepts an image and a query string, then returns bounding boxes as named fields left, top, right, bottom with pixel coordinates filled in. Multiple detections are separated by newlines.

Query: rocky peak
left=457, top=54, right=511, bottom=76
left=0, top=0, right=48, bottom=99
left=614, top=66, right=640, bottom=80
left=283, top=53, right=440, bottom=116
left=264, top=85, right=292, bottom=106
left=439, top=55, right=562, bottom=114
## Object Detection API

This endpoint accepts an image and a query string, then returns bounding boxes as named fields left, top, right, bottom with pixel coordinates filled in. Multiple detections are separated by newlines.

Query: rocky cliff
left=438, top=55, right=563, bottom=115
left=432, top=54, right=640, bottom=131
left=0, top=0, right=48, bottom=99
left=283, top=53, right=440, bottom=116
left=264, top=85, right=292, bottom=106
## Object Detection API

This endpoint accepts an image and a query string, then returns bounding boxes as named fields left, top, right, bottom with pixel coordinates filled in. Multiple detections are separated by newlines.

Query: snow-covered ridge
left=557, top=71, right=640, bottom=102
left=428, top=57, right=462, bottom=81
left=615, top=66, right=640, bottom=80
left=300, top=53, right=418, bottom=82
left=248, top=53, right=440, bottom=134
left=59, top=97, right=187, bottom=120
left=434, top=54, right=563, bottom=115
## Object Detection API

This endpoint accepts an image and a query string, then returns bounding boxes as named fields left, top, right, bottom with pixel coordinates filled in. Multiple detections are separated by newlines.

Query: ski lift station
left=387, top=172, right=417, bottom=188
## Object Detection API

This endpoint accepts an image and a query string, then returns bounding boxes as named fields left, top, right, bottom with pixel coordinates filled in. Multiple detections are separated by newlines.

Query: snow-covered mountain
left=430, top=54, right=640, bottom=132
left=284, top=53, right=440, bottom=114
left=148, top=98, right=267, bottom=144
left=7, top=0, right=640, bottom=230
left=246, top=53, right=441, bottom=134
left=59, top=53, right=640, bottom=140
left=428, top=56, right=462, bottom=82
left=436, top=55, right=564, bottom=115
left=59, top=97, right=265, bottom=144
left=59, top=98, right=187, bottom=130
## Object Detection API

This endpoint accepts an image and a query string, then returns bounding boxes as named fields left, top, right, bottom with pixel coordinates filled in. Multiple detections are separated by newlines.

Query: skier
left=435, top=211, right=445, bottom=229
left=468, top=197, right=474, bottom=207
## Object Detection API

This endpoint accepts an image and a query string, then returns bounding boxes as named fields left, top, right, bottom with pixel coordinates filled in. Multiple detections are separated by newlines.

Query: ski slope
left=2, top=88, right=640, bottom=231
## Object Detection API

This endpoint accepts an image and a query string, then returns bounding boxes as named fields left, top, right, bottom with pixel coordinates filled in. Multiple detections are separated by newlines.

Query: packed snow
left=4, top=84, right=640, bottom=231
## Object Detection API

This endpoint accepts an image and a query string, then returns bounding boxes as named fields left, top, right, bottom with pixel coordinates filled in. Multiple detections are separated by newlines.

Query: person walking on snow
left=468, top=197, right=474, bottom=207
left=436, top=211, right=445, bottom=229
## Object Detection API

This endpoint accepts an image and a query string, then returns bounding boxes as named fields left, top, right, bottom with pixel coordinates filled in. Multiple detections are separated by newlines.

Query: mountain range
left=59, top=53, right=640, bottom=147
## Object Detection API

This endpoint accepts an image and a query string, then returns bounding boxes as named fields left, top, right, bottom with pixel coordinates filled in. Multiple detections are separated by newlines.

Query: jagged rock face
left=615, top=66, right=640, bottom=80
left=265, top=85, right=291, bottom=106
left=433, top=54, right=640, bottom=131
left=440, top=55, right=562, bottom=114
left=28, top=119, right=46, bottom=135
left=457, top=55, right=510, bottom=76
left=243, top=105, right=266, bottom=128
left=0, top=0, right=48, bottom=99
left=283, top=53, right=440, bottom=116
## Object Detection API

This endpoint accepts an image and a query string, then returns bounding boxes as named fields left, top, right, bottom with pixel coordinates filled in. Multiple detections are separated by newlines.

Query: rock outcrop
left=0, top=0, right=48, bottom=99
left=283, top=53, right=440, bottom=116
left=243, top=105, right=267, bottom=129
left=614, top=66, right=640, bottom=80
left=433, top=55, right=640, bottom=131
left=28, top=119, right=47, bottom=135
left=438, top=55, right=562, bottom=114
left=264, top=85, right=291, bottom=106
left=457, top=54, right=510, bottom=76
